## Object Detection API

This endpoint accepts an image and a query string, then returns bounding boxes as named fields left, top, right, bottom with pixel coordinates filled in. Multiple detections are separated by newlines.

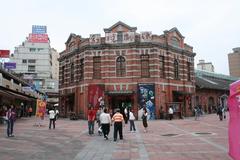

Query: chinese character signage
left=0, top=50, right=10, bottom=58
left=4, top=62, right=16, bottom=69
left=105, top=33, right=117, bottom=44
left=32, top=25, right=47, bottom=34
left=228, top=80, right=240, bottom=160
left=122, top=32, right=135, bottom=43
left=140, top=31, right=152, bottom=42
left=138, top=84, right=155, bottom=120
left=28, top=34, right=49, bottom=43
left=89, top=34, right=101, bottom=45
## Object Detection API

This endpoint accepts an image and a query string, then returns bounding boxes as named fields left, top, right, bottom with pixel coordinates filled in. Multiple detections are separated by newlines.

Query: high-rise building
left=197, top=59, right=214, bottom=72
left=51, top=48, right=59, bottom=80
left=228, top=47, right=240, bottom=77
left=10, top=25, right=59, bottom=103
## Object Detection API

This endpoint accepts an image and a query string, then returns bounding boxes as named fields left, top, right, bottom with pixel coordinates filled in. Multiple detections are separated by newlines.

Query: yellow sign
left=36, top=99, right=46, bottom=119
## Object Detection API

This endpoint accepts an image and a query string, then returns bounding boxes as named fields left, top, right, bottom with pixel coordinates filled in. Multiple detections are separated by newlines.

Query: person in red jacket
left=88, top=106, right=96, bottom=135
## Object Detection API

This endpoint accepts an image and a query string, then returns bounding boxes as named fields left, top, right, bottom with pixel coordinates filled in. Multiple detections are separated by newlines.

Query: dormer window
left=117, top=32, right=123, bottom=43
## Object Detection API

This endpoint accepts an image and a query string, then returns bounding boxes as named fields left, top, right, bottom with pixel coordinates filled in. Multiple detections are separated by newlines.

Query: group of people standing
left=88, top=106, right=149, bottom=141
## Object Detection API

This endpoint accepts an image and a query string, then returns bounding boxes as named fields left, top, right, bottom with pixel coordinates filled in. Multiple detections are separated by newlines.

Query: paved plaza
left=0, top=113, right=232, bottom=160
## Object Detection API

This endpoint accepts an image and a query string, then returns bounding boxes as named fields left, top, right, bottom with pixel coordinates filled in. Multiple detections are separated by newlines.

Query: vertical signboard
left=138, top=84, right=155, bottom=120
left=140, top=31, right=152, bottom=42
left=88, top=85, right=105, bottom=109
left=89, top=34, right=101, bottom=45
left=0, top=50, right=10, bottom=58
left=228, top=80, right=240, bottom=160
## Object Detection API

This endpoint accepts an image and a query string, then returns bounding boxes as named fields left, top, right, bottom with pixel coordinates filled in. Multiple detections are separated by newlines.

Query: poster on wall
left=88, top=85, right=105, bottom=109
left=138, top=84, right=155, bottom=120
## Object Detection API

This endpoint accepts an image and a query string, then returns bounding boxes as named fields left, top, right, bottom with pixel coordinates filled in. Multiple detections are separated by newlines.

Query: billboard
left=89, top=34, right=101, bottom=45
left=0, top=50, right=10, bottom=58
left=4, top=62, right=16, bottom=69
left=28, top=34, right=48, bottom=43
left=140, top=31, right=152, bottom=42
left=105, top=33, right=117, bottom=44
left=122, top=32, right=135, bottom=43
left=32, top=25, right=47, bottom=34
left=138, top=84, right=155, bottom=120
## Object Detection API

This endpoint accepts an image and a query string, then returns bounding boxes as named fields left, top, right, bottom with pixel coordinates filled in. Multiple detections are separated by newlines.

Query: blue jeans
left=88, top=121, right=95, bottom=134
left=7, top=119, right=14, bottom=137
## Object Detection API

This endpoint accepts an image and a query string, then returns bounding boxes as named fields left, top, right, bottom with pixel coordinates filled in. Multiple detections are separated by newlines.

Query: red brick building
left=59, top=21, right=196, bottom=119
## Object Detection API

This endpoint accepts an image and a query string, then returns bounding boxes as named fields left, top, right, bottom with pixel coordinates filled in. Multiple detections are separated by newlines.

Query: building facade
left=10, top=25, right=59, bottom=104
left=59, top=21, right=196, bottom=119
left=195, top=69, right=238, bottom=113
left=197, top=59, right=214, bottom=72
left=228, top=47, right=240, bottom=77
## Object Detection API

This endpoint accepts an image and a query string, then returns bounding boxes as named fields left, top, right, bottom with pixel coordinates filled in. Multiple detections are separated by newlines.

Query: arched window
left=171, top=37, right=180, bottom=47
left=174, top=59, right=179, bottom=79
left=116, top=56, right=126, bottom=77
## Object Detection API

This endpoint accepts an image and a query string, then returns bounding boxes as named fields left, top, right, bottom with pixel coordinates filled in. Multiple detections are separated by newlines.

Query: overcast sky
left=0, top=0, right=239, bottom=75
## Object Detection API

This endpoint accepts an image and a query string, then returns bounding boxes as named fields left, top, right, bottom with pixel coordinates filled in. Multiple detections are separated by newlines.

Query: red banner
left=28, top=34, right=48, bottom=43
left=0, top=50, right=10, bottom=58
left=88, top=85, right=104, bottom=109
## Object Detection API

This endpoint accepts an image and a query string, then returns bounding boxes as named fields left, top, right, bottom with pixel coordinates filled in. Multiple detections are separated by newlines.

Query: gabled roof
left=165, top=27, right=185, bottom=38
left=104, top=21, right=137, bottom=33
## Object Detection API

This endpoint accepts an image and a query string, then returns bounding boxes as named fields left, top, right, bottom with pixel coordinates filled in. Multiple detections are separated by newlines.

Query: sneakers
left=105, top=135, right=108, bottom=140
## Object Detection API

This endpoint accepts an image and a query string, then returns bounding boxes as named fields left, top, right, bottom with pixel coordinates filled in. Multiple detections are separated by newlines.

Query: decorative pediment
left=65, top=33, right=76, bottom=44
left=104, top=21, right=137, bottom=33
left=168, top=27, right=185, bottom=39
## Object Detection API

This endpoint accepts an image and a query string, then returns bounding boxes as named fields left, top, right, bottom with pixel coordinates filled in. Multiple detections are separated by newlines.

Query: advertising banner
left=140, top=31, right=152, bottom=42
left=28, top=34, right=48, bottom=43
left=228, top=80, right=240, bottom=160
left=4, top=62, right=16, bottom=69
left=89, top=34, right=101, bottom=45
left=88, top=85, right=105, bottom=109
left=35, top=99, right=46, bottom=119
left=32, top=25, right=47, bottom=34
left=105, top=33, right=117, bottom=44
left=122, top=32, right=135, bottom=43
left=22, top=86, right=32, bottom=92
left=0, top=50, right=10, bottom=58
left=138, top=84, right=155, bottom=120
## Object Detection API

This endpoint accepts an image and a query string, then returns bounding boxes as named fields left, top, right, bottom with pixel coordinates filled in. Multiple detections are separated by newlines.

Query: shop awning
left=105, top=90, right=134, bottom=95
left=4, top=90, right=33, bottom=101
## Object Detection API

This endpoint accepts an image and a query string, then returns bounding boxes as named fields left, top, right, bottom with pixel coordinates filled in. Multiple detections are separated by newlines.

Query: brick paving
left=0, top=113, right=232, bottom=160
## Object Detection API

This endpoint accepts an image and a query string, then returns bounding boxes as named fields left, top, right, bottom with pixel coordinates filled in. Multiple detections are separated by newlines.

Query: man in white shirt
left=129, top=109, right=136, bottom=132
left=99, top=108, right=111, bottom=140
left=168, top=106, right=174, bottom=120
left=49, top=108, right=56, bottom=129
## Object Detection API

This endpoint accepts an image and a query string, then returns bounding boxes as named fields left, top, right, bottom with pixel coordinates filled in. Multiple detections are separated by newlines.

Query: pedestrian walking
left=96, top=108, right=102, bottom=129
left=6, top=105, right=16, bottom=137
left=168, top=106, right=174, bottom=120
left=129, top=109, right=136, bottom=132
left=49, top=107, right=56, bottom=129
left=99, top=108, right=111, bottom=140
left=142, top=107, right=148, bottom=132
left=194, top=106, right=200, bottom=120
left=217, top=105, right=223, bottom=121
left=112, top=108, right=124, bottom=141
left=88, top=106, right=96, bottom=135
